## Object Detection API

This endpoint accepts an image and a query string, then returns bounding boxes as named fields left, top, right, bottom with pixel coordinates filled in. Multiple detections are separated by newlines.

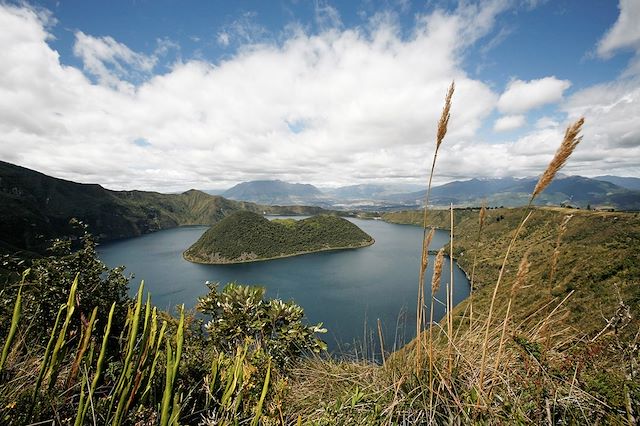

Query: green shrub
left=197, top=282, right=327, bottom=368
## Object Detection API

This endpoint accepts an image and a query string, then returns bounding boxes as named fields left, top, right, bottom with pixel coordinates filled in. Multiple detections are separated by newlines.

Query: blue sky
left=1, top=0, right=639, bottom=190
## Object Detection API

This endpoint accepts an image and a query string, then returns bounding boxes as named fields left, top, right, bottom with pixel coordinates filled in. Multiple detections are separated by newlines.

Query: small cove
left=98, top=217, right=470, bottom=354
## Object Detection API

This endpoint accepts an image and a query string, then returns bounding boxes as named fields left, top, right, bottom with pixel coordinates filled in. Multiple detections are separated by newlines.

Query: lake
left=98, top=217, right=470, bottom=356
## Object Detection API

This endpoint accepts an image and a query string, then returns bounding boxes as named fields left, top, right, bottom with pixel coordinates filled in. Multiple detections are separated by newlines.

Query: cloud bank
left=0, top=2, right=638, bottom=192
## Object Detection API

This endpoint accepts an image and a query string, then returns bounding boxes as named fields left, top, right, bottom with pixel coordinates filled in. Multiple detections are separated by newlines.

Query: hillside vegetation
left=0, top=161, right=331, bottom=254
left=184, top=211, right=374, bottom=264
left=384, top=207, right=640, bottom=336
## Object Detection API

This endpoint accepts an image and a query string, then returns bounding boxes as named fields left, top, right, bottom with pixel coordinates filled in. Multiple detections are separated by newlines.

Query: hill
left=183, top=211, right=374, bottom=264
left=0, top=161, right=330, bottom=253
left=387, top=175, right=640, bottom=210
left=222, top=180, right=325, bottom=205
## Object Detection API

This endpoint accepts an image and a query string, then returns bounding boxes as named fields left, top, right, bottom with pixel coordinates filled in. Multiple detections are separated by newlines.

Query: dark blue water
left=98, top=218, right=470, bottom=354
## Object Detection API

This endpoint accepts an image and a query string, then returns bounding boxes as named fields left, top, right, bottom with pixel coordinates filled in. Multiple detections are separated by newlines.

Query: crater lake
left=98, top=217, right=470, bottom=355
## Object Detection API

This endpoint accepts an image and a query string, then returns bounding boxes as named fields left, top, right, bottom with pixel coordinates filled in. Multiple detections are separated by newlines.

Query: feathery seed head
left=431, top=248, right=445, bottom=295
left=436, top=81, right=455, bottom=150
left=532, top=117, right=584, bottom=201
left=421, top=228, right=435, bottom=272
left=479, top=203, right=487, bottom=228
left=511, top=251, right=530, bottom=297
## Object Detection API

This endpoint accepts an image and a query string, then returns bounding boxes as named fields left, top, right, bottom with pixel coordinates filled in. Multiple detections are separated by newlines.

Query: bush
left=0, top=224, right=131, bottom=344
left=197, top=282, right=327, bottom=368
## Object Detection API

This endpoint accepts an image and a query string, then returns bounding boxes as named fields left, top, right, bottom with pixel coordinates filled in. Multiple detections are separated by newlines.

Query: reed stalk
left=251, top=359, right=271, bottom=426
left=549, top=214, right=572, bottom=285
left=68, top=306, right=98, bottom=385
left=416, top=81, right=454, bottom=373
left=30, top=304, right=65, bottom=419
left=469, top=204, right=486, bottom=327
left=0, top=269, right=28, bottom=373
left=448, top=203, right=454, bottom=374
left=159, top=305, right=184, bottom=426
left=429, top=248, right=445, bottom=414
left=478, top=117, right=584, bottom=394
left=47, top=274, right=79, bottom=391
left=377, top=318, right=386, bottom=366
left=81, top=302, right=116, bottom=423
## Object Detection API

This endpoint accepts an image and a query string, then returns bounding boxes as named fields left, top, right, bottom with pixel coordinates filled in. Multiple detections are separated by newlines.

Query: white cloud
left=493, top=114, right=525, bottom=132
left=314, top=0, right=342, bottom=29
left=497, top=77, right=571, bottom=114
left=217, top=32, right=230, bottom=46
left=596, top=0, right=640, bottom=58
left=73, top=31, right=157, bottom=90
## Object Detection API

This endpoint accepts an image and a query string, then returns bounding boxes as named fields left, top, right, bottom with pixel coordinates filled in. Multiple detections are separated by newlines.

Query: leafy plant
left=197, top=282, right=327, bottom=367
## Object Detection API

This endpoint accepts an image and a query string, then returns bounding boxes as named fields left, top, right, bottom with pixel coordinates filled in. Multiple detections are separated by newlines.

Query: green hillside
left=184, top=211, right=374, bottom=263
left=0, top=161, right=331, bottom=253
left=383, top=207, right=640, bottom=335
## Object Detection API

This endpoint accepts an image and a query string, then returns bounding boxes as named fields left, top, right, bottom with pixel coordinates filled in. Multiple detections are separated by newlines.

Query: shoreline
left=182, top=238, right=375, bottom=265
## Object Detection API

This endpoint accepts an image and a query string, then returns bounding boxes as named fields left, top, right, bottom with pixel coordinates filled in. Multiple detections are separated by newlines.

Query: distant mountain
left=0, top=161, right=330, bottom=253
left=183, top=211, right=373, bottom=264
left=387, top=176, right=640, bottom=210
left=323, top=183, right=424, bottom=200
left=222, top=180, right=325, bottom=205
left=595, top=175, right=640, bottom=191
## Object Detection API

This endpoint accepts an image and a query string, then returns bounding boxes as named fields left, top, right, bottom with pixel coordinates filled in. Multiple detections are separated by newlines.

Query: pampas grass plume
left=531, top=118, right=584, bottom=201
left=432, top=248, right=445, bottom=295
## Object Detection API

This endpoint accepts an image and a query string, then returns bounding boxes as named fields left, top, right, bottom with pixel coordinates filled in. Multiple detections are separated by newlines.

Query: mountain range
left=216, top=176, right=640, bottom=210
left=222, top=180, right=325, bottom=205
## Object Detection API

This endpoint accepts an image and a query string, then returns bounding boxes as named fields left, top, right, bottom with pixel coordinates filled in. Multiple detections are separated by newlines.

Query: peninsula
left=183, top=211, right=374, bottom=264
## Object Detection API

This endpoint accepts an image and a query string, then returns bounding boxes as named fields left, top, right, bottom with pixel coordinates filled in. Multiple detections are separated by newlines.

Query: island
left=183, top=211, right=374, bottom=264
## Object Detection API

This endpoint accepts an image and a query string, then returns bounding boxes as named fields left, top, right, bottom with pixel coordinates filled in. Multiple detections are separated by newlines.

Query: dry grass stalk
left=377, top=318, right=386, bottom=366
left=479, top=117, right=585, bottom=394
left=416, top=81, right=454, bottom=373
left=511, top=251, right=531, bottom=298
left=431, top=249, right=445, bottom=296
left=416, top=228, right=435, bottom=369
left=478, top=210, right=532, bottom=392
left=448, top=204, right=454, bottom=374
left=531, top=118, right=584, bottom=202
left=429, top=248, right=445, bottom=413
left=436, top=82, right=455, bottom=150
left=469, top=202, right=487, bottom=327
left=549, top=214, right=572, bottom=284
left=492, top=251, right=531, bottom=387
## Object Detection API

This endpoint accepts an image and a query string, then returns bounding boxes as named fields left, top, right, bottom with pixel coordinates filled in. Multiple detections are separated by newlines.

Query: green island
left=183, top=211, right=374, bottom=264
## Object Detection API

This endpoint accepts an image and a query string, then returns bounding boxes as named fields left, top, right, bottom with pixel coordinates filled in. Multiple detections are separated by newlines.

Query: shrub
left=197, top=282, right=327, bottom=368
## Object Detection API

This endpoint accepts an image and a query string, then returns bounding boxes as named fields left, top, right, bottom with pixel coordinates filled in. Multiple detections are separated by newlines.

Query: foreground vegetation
left=0, top=229, right=327, bottom=425
left=183, top=211, right=373, bottom=264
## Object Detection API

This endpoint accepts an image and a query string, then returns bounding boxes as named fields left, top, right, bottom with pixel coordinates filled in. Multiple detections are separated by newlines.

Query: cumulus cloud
left=73, top=31, right=157, bottom=89
left=0, top=2, right=505, bottom=191
left=596, top=0, right=640, bottom=58
left=493, top=114, right=525, bottom=132
left=497, top=77, right=571, bottom=114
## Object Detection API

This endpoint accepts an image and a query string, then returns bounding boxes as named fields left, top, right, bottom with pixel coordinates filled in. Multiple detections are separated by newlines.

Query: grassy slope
left=184, top=211, right=374, bottom=263
left=383, top=207, right=640, bottom=336
left=0, top=161, right=333, bottom=253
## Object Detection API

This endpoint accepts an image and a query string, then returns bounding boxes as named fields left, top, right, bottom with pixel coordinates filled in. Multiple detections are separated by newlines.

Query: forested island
left=183, top=211, right=374, bottom=264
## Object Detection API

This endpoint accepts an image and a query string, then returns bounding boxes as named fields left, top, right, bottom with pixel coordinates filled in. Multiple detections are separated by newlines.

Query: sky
left=0, top=0, right=639, bottom=192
